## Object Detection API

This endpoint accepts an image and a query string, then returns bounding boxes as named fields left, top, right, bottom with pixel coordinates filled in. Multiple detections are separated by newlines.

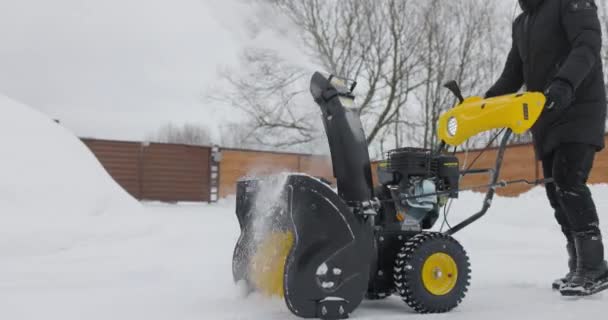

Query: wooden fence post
left=209, top=145, right=222, bottom=203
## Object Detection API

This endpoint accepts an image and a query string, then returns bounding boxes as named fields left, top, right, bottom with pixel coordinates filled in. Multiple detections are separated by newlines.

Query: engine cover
left=377, top=148, right=459, bottom=198
left=375, top=148, right=460, bottom=231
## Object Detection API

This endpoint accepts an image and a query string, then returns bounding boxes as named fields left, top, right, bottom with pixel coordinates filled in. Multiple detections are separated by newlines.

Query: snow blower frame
left=232, top=72, right=548, bottom=319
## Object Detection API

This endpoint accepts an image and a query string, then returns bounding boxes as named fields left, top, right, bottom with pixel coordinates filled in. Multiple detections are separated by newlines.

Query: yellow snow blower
left=232, top=72, right=547, bottom=319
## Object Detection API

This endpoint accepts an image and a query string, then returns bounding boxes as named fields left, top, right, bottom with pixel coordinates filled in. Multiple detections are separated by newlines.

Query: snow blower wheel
left=231, top=72, right=549, bottom=319
left=394, top=233, right=470, bottom=313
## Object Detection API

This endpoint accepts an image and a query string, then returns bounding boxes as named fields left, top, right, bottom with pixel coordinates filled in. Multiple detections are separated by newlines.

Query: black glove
left=544, top=79, right=574, bottom=112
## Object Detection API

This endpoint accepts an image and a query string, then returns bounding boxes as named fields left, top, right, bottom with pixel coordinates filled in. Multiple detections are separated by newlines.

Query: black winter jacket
left=487, top=0, right=606, bottom=156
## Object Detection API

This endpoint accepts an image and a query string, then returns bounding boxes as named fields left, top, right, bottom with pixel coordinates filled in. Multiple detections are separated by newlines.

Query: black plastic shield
left=232, top=174, right=374, bottom=319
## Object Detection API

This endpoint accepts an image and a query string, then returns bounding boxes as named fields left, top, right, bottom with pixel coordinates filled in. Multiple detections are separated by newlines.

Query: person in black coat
left=486, top=0, right=608, bottom=296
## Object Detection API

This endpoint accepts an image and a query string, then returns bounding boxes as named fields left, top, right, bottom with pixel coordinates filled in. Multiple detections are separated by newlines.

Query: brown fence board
left=141, top=144, right=210, bottom=202
left=218, top=149, right=302, bottom=198
left=455, top=143, right=539, bottom=196
left=298, top=155, right=335, bottom=181
left=82, top=139, right=212, bottom=202
left=82, top=139, right=142, bottom=198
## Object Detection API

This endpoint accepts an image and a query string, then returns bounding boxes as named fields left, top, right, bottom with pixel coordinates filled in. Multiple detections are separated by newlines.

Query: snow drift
left=0, top=93, right=140, bottom=256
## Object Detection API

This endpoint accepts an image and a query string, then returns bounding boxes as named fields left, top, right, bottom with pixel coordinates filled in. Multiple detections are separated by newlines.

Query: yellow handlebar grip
left=437, top=92, right=546, bottom=146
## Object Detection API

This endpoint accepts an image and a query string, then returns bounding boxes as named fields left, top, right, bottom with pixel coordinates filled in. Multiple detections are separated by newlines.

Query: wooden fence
left=218, top=148, right=334, bottom=198
left=218, top=145, right=542, bottom=198
left=82, top=139, right=213, bottom=202
left=83, top=137, right=608, bottom=202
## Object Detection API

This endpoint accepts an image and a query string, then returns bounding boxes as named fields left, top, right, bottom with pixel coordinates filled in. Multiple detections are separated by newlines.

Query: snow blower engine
left=232, top=72, right=547, bottom=319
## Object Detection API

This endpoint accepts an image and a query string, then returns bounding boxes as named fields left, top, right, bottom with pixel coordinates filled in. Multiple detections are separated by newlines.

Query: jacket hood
left=519, top=0, right=545, bottom=12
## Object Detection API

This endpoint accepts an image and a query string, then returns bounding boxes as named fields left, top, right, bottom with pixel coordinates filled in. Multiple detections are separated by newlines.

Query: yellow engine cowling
left=437, top=92, right=546, bottom=146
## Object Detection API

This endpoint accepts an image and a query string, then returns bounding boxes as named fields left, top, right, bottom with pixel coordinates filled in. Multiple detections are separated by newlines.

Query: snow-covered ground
left=1, top=93, right=607, bottom=319
left=2, top=190, right=608, bottom=320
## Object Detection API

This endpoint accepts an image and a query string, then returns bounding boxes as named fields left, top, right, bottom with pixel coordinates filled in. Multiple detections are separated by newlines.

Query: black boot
left=560, top=232, right=608, bottom=296
left=552, top=241, right=576, bottom=290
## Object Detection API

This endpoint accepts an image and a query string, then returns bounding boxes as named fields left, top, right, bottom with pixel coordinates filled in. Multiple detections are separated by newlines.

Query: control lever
left=444, top=80, right=465, bottom=104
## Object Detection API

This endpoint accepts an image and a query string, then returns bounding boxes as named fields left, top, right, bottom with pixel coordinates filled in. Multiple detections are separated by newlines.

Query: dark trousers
left=542, top=143, right=601, bottom=242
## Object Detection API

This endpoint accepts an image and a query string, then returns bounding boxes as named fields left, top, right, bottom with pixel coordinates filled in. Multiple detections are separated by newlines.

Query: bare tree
left=401, top=0, right=504, bottom=150
left=225, top=0, right=426, bottom=150
left=218, top=121, right=278, bottom=150
left=217, top=48, right=320, bottom=150
left=147, top=123, right=212, bottom=146
left=220, top=0, right=513, bottom=154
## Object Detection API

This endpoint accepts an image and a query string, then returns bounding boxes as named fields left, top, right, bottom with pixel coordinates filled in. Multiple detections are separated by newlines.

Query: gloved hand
left=544, top=79, right=574, bottom=112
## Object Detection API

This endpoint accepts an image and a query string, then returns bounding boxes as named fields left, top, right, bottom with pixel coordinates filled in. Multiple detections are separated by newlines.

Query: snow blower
left=232, top=72, right=547, bottom=319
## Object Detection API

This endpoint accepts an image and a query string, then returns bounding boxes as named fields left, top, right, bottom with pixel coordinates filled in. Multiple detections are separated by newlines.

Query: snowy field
left=2, top=191, right=608, bottom=320
left=2, top=95, right=608, bottom=319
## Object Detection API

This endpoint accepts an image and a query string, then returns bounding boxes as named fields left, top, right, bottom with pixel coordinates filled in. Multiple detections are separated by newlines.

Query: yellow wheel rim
left=421, top=252, right=458, bottom=296
left=249, top=232, right=294, bottom=297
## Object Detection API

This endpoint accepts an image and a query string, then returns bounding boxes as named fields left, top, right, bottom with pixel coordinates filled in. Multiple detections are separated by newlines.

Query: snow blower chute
left=232, top=72, right=547, bottom=319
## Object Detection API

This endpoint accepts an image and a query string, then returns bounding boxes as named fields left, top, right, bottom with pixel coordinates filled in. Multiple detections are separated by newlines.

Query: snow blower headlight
left=447, top=117, right=458, bottom=137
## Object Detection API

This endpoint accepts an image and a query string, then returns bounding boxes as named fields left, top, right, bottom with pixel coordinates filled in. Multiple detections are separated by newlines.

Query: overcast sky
left=0, top=0, right=287, bottom=142
left=0, top=0, right=518, bottom=143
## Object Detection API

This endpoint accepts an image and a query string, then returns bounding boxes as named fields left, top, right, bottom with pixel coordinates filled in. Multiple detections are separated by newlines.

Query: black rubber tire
left=393, top=232, right=470, bottom=313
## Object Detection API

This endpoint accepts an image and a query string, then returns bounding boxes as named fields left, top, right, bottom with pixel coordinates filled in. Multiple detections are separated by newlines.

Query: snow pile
left=0, top=94, right=141, bottom=256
